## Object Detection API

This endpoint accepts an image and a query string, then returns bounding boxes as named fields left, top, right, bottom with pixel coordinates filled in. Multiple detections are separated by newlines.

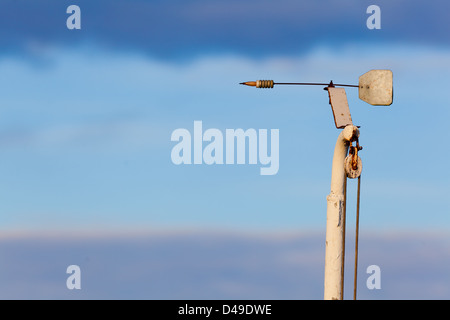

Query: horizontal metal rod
left=274, top=82, right=359, bottom=88
left=239, top=81, right=359, bottom=88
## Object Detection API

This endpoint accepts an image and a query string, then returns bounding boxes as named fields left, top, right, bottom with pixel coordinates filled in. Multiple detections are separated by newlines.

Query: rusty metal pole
left=324, top=125, right=359, bottom=300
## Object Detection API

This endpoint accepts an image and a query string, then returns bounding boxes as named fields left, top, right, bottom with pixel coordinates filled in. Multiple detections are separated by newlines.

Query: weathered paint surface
left=324, top=125, right=359, bottom=300
left=359, top=69, right=393, bottom=106
left=328, top=87, right=353, bottom=129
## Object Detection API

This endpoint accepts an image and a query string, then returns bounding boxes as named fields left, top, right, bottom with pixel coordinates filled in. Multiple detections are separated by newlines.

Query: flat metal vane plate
left=328, top=87, right=353, bottom=129
left=359, top=69, right=393, bottom=106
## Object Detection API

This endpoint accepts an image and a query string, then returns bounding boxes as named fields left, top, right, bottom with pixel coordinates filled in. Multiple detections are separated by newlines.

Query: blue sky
left=0, top=0, right=449, bottom=299
left=1, top=230, right=449, bottom=300
left=1, top=45, right=448, bottom=231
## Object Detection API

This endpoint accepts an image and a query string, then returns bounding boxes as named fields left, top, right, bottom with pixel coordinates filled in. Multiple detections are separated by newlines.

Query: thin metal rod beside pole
left=340, top=176, right=347, bottom=300
left=353, top=175, right=361, bottom=300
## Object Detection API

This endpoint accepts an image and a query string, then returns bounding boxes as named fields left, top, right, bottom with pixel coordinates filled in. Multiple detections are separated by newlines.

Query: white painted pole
left=324, top=125, right=359, bottom=300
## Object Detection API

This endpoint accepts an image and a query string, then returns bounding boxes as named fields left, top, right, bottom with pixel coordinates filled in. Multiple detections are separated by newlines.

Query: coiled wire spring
left=256, top=80, right=274, bottom=88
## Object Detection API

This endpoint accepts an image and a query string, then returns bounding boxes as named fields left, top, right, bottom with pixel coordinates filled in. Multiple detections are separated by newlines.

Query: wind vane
left=240, top=69, right=393, bottom=128
left=240, top=69, right=393, bottom=300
